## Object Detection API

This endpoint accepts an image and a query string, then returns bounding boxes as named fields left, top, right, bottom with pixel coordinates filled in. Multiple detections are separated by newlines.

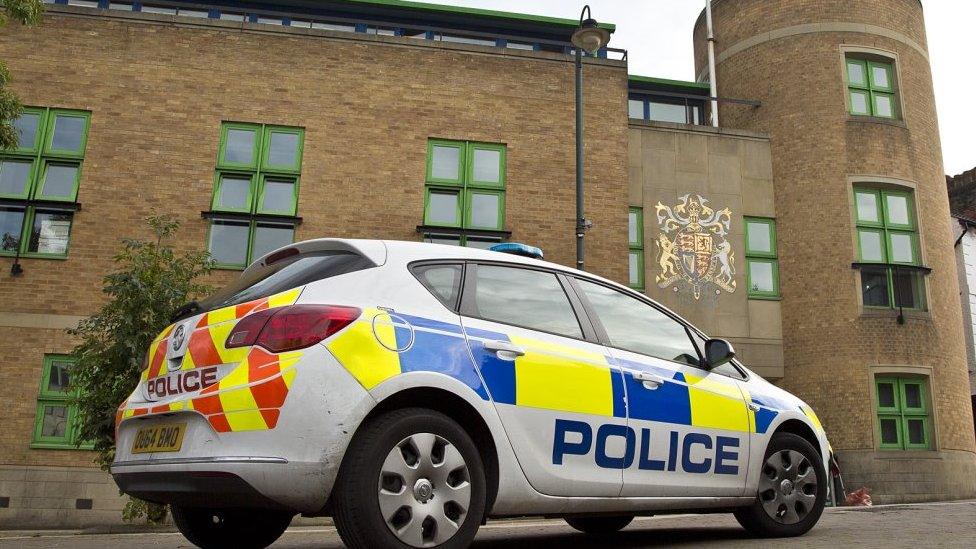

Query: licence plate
left=132, top=423, right=186, bottom=454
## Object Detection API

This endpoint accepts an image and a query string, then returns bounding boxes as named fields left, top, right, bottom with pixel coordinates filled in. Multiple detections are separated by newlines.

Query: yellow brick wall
left=0, top=10, right=629, bottom=468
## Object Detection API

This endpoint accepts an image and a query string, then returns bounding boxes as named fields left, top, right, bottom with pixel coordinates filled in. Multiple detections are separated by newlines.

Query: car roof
left=247, top=238, right=716, bottom=348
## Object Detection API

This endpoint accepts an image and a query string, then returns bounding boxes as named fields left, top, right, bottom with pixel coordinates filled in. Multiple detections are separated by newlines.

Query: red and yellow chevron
left=118, top=288, right=303, bottom=433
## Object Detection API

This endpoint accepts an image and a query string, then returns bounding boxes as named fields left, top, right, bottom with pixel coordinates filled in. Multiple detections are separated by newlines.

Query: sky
left=435, top=0, right=974, bottom=177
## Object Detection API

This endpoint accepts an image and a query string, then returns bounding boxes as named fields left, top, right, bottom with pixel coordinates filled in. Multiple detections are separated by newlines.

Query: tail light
left=225, top=305, right=361, bottom=353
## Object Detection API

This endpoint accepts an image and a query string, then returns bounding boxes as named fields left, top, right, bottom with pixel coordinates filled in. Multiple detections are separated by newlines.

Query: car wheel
left=565, top=515, right=634, bottom=534
left=734, top=432, right=827, bottom=538
left=171, top=506, right=292, bottom=549
left=333, top=408, right=487, bottom=549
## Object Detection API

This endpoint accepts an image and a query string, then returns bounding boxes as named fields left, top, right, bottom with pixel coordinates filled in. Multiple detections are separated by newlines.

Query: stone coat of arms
left=655, top=194, right=736, bottom=299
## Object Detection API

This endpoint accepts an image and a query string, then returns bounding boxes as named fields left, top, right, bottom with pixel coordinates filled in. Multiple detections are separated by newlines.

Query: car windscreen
left=195, top=251, right=375, bottom=313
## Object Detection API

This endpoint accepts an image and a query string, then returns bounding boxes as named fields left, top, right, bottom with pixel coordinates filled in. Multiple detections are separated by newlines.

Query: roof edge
left=628, top=75, right=710, bottom=91
left=340, top=0, right=616, bottom=32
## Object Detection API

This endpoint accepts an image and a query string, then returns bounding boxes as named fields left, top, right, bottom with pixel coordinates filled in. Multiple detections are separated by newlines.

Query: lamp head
left=571, top=18, right=610, bottom=55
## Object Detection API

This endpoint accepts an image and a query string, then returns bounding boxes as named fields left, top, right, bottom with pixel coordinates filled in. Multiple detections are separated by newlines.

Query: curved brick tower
left=694, top=0, right=976, bottom=502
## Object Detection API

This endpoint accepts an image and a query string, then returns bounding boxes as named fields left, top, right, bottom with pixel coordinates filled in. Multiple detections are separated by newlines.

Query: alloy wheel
left=377, top=432, right=471, bottom=547
left=758, top=449, right=818, bottom=524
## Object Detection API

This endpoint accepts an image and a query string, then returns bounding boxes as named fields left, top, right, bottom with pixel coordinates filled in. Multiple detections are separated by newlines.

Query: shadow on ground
left=472, top=526, right=751, bottom=548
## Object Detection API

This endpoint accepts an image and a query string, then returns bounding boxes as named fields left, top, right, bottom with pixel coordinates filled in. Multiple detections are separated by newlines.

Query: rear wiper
left=170, top=300, right=200, bottom=323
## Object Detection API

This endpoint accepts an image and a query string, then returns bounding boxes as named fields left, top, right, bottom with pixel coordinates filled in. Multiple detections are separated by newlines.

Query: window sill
left=0, top=252, right=69, bottom=260
left=871, top=449, right=939, bottom=459
left=846, top=115, right=907, bottom=129
left=201, top=211, right=303, bottom=224
left=29, top=442, right=95, bottom=451
left=860, top=307, right=930, bottom=321
left=416, top=225, right=512, bottom=238
left=748, top=295, right=782, bottom=301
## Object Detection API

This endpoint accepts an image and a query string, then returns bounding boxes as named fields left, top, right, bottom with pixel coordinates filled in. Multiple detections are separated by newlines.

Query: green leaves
left=0, top=0, right=42, bottom=150
left=2, top=0, right=44, bottom=27
left=67, top=214, right=213, bottom=523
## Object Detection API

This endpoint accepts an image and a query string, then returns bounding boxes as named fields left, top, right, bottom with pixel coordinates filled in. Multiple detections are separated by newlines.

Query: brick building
left=0, top=0, right=972, bottom=528
left=694, top=0, right=976, bottom=502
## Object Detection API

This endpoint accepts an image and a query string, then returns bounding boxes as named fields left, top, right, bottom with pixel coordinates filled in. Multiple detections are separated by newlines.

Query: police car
left=111, top=239, right=830, bottom=549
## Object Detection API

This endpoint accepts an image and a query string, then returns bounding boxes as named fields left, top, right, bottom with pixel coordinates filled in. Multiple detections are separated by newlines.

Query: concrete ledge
left=0, top=313, right=85, bottom=330
left=629, top=119, right=769, bottom=141
left=835, top=448, right=976, bottom=504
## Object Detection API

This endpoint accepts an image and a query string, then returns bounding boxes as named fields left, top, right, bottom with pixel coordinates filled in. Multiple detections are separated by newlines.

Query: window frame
left=0, top=107, right=88, bottom=259
left=874, top=376, right=931, bottom=451
left=0, top=158, right=36, bottom=200
left=261, top=125, right=305, bottom=174
left=628, top=207, right=644, bottom=290
left=11, top=106, right=45, bottom=154
left=426, top=139, right=465, bottom=186
left=208, top=122, right=305, bottom=270
left=846, top=56, right=899, bottom=119
left=422, top=139, right=507, bottom=247
left=31, top=355, right=92, bottom=450
left=853, top=186, right=924, bottom=310
left=217, top=122, right=262, bottom=170
left=42, top=110, right=91, bottom=159
left=744, top=217, right=780, bottom=299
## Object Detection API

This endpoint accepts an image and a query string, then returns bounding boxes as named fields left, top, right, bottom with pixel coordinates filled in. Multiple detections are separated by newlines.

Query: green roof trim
left=339, top=0, right=616, bottom=32
left=629, top=75, right=710, bottom=91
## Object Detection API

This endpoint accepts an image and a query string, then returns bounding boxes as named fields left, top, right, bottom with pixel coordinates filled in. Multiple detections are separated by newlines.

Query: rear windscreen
left=197, top=251, right=375, bottom=313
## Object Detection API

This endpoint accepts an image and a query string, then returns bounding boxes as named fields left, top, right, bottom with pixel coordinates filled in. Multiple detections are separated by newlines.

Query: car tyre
left=565, top=515, right=634, bottom=534
left=734, top=432, right=827, bottom=538
left=171, top=505, right=292, bottom=549
left=333, top=408, right=487, bottom=549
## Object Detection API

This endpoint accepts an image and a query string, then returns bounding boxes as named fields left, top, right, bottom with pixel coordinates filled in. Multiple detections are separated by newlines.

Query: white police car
left=112, top=239, right=830, bottom=549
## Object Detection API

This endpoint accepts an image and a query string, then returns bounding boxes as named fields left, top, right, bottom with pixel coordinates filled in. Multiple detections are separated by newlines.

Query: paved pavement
left=2, top=501, right=975, bottom=548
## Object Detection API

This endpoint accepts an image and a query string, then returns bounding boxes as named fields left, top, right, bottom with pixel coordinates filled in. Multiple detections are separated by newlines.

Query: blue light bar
left=489, top=242, right=544, bottom=259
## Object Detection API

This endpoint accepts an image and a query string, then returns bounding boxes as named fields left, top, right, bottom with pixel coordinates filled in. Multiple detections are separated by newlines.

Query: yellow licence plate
left=132, top=423, right=186, bottom=454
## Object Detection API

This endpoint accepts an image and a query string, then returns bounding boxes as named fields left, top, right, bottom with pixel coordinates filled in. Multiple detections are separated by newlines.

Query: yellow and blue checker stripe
left=328, top=312, right=802, bottom=435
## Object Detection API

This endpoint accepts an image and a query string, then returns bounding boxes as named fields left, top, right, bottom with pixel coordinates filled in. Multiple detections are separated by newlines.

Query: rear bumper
left=112, top=469, right=290, bottom=511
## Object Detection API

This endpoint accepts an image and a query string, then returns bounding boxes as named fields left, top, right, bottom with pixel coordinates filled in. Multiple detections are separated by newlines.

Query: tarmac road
left=2, top=500, right=974, bottom=548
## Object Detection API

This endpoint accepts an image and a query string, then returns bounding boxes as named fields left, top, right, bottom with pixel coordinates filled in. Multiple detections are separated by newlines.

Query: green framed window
left=745, top=217, right=779, bottom=298
left=208, top=122, right=304, bottom=269
left=875, top=376, right=931, bottom=450
left=854, top=187, right=925, bottom=310
left=1, top=107, right=89, bottom=259
left=628, top=207, right=644, bottom=290
left=421, top=139, right=507, bottom=248
left=846, top=56, right=899, bottom=119
left=32, top=355, right=91, bottom=450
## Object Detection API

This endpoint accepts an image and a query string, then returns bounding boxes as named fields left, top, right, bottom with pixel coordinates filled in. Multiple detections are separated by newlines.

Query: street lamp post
left=570, top=6, right=610, bottom=271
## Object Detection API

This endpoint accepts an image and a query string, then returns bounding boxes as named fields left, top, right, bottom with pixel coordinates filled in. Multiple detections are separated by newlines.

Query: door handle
left=628, top=370, right=665, bottom=390
left=483, top=340, right=526, bottom=359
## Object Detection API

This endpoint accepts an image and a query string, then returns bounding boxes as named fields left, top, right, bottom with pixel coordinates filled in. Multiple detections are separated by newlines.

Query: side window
left=575, top=278, right=700, bottom=367
left=412, top=264, right=463, bottom=310
left=469, top=265, right=582, bottom=339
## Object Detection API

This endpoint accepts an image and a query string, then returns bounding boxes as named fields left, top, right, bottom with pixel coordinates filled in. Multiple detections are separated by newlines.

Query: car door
left=459, top=263, right=627, bottom=497
left=570, top=277, right=751, bottom=498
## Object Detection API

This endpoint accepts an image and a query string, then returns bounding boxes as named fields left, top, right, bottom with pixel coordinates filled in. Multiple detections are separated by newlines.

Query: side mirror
left=704, top=338, right=736, bottom=370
